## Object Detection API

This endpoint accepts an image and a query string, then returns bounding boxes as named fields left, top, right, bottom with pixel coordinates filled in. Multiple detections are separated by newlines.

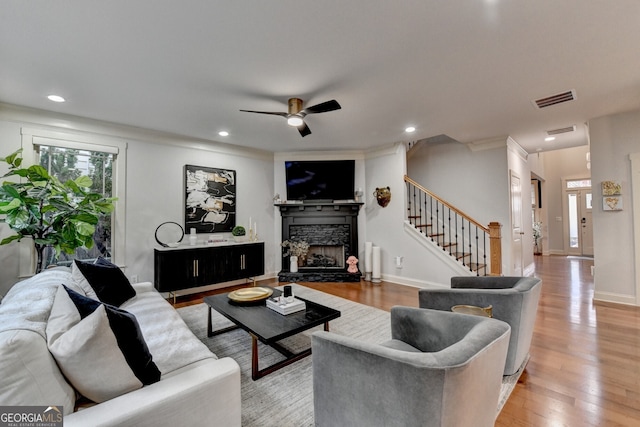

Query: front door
left=565, top=179, right=593, bottom=256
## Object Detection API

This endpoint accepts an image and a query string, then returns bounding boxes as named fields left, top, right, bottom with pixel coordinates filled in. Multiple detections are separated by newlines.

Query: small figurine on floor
left=346, top=255, right=359, bottom=273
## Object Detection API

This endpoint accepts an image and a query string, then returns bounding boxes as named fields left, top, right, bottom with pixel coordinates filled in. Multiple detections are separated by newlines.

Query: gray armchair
left=419, top=276, right=542, bottom=375
left=312, top=307, right=511, bottom=427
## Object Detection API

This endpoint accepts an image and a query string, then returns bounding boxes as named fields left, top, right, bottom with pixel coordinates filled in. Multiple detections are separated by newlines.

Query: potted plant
left=232, top=225, right=247, bottom=242
left=0, top=149, right=117, bottom=274
left=281, top=240, right=310, bottom=273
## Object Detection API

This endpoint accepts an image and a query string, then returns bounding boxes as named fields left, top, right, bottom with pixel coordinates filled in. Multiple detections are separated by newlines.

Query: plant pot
left=290, top=255, right=298, bottom=273
left=234, top=235, right=248, bottom=243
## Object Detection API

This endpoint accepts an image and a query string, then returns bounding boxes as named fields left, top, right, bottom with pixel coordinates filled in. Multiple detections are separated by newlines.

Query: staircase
left=404, top=176, right=502, bottom=276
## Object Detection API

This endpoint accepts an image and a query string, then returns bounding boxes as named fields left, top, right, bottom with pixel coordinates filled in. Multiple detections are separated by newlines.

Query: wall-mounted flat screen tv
left=285, top=160, right=355, bottom=202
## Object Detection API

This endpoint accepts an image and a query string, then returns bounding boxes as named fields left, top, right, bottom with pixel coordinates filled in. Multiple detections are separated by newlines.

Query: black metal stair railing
left=405, top=176, right=489, bottom=275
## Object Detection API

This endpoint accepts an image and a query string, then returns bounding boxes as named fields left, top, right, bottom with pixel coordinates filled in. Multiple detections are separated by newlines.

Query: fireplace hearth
left=276, top=202, right=363, bottom=282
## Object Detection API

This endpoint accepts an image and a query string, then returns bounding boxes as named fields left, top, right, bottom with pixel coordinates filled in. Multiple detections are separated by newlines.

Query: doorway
left=563, top=179, right=593, bottom=256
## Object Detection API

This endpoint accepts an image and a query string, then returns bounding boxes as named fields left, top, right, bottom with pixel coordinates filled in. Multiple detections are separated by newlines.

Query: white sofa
left=0, top=267, right=241, bottom=427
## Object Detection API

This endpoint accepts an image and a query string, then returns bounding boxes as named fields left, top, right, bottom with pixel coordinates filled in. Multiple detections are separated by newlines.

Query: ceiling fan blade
left=297, top=122, right=311, bottom=137
left=300, top=100, right=341, bottom=115
left=239, top=109, right=288, bottom=117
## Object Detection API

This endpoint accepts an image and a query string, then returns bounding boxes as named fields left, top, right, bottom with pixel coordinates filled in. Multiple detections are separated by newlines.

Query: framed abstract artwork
left=184, top=165, right=236, bottom=233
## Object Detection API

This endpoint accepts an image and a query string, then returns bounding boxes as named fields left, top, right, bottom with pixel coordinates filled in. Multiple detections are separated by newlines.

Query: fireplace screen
left=303, top=245, right=345, bottom=269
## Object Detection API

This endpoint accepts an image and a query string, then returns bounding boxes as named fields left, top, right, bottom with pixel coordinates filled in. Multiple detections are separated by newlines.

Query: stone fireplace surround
left=277, top=202, right=363, bottom=282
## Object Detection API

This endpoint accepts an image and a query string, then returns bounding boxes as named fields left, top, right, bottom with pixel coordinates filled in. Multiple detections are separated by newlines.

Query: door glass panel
left=585, top=192, right=592, bottom=210
left=568, top=193, right=579, bottom=248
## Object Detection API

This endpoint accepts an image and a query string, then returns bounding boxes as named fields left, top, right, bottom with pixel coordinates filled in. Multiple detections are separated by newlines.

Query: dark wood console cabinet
left=154, top=242, right=265, bottom=292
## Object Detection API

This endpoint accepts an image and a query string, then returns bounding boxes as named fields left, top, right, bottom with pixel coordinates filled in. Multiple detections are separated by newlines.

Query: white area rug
left=177, top=284, right=523, bottom=427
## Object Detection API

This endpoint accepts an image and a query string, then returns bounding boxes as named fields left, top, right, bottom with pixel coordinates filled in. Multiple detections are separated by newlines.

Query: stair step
left=469, top=263, right=486, bottom=272
left=454, top=252, right=471, bottom=260
left=441, top=242, right=457, bottom=248
left=415, top=223, right=433, bottom=229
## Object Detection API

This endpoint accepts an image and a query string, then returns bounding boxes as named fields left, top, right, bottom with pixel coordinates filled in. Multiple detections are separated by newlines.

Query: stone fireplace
left=277, top=202, right=362, bottom=282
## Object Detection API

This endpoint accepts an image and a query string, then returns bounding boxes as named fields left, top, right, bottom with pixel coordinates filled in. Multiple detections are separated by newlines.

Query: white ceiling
left=2, top=1, right=640, bottom=154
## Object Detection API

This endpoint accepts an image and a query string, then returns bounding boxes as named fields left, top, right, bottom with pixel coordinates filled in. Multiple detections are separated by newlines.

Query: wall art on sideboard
left=185, top=165, right=236, bottom=233
left=603, top=196, right=623, bottom=211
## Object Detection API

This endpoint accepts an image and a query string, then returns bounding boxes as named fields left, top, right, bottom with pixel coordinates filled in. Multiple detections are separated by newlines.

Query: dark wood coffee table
left=204, top=287, right=341, bottom=380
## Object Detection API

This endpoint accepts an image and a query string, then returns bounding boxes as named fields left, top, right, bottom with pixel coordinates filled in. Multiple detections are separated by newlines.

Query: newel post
left=488, top=222, right=502, bottom=276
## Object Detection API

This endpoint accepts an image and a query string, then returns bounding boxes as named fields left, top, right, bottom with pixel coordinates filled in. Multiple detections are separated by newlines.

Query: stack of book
left=266, top=297, right=306, bottom=315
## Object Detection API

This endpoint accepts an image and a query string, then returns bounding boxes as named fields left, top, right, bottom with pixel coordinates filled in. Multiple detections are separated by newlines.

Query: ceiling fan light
left=287, top=116, right=304, bottom=127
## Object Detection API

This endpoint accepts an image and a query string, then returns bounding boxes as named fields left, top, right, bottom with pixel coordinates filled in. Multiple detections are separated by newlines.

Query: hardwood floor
left=174, top=255, right=640, bottom=426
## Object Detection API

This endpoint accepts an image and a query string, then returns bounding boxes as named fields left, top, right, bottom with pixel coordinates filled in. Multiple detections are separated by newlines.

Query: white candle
left=249, top=217, right=252, bottom=230
left=365, top=242, right=373, bottom=273
left=372, top=246, right=381, bottom=283
left=254, top=222, right=257, bottom=238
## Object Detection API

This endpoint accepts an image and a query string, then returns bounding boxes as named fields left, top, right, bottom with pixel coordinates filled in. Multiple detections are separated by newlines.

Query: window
left=566, top=179, right=591, bottom=189
left=36, top=145, right=114, bottom=268
left=19, top=127, right=127, bottom=276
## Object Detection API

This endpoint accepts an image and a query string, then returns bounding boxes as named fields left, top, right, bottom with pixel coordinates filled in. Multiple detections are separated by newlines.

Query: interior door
left=510, top=171, right=523, bottom=275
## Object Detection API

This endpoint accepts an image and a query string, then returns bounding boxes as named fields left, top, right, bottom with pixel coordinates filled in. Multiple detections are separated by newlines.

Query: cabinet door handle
left=240, top=254, right=246, bottom=270
left=193, top=259, right=199, bottom=277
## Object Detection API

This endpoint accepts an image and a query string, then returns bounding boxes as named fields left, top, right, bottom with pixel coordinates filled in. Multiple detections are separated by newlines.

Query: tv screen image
left=285, top=160, right=355, bottom=202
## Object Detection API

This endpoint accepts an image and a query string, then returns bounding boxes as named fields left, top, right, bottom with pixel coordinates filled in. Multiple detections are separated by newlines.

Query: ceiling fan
left=240, top=98, right=341, bottom=137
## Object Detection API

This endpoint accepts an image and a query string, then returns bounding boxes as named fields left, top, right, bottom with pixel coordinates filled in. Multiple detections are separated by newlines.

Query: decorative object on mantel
left=364, top=242, right=373, bottom=281
left=154, top=221, right=184, bottom=248
left=281, top=240, right=310, bottom=273
left=371, top=246, right=381, bottom=284
left=185, top=164, right=236, bottom=233
left=0, top=148, right=117, bottom=274
left=346, top=255, right=359, bottom=273
left=374, top=186, right=391, bottom=207
left=232, top=225, right=247, bottom=242
left=189, top=228, right=197, bottom=246
left=602, top=181, right=623, bottom=211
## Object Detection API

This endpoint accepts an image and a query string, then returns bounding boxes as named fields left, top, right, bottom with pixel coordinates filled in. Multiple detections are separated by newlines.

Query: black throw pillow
left=74, top=257, right=136, bottom=307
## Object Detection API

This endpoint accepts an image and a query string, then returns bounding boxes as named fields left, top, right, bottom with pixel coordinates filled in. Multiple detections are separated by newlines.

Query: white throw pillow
left=46, top=285, right=161, bottom=403
left=0, top=329, right=76, bottom=414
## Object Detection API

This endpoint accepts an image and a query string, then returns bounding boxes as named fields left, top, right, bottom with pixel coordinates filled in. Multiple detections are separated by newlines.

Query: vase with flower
left=281, top=240, right=309, bottom=273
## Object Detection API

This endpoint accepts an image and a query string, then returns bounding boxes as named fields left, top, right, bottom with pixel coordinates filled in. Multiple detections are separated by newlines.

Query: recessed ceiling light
left=544, top=136, right=555, bottom=142
left=218, top=131, right=229, bottom=137
left=405, top=126, right=416, bottom=133
left=47, top=95, right=65, bottom=103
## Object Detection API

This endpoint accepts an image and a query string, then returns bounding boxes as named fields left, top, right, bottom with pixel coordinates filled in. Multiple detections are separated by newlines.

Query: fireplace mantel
left=276, top=202, right=363, bottom=282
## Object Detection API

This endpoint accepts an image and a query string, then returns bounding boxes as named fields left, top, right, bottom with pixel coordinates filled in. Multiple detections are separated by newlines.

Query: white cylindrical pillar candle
left=364, top=241, right=373, bottom=281
left=372, top=246, right=381, bottom=283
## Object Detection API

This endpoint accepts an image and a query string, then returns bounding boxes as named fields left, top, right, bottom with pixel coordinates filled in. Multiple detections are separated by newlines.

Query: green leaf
left=0, top=149, right=23, bottom=166
left=27, top=165, right=51, bottom=182
left=75, top=176, right=93, bottom=188
left=0, top=198, right=21, bottom=213
left=73, top=220, right=96, bottom=237
left=0, top=234, right=22, bottom=245
left=1, top=184, right=22, bottom=199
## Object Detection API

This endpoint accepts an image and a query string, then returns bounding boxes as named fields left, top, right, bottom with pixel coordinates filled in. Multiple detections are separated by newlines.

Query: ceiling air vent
left=533, top=90, right=576, bottom=109
left=547, top=125, right=576, bottom=136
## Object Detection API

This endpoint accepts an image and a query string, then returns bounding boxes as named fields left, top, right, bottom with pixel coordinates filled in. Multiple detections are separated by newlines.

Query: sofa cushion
left=46, top=285, right=161, bottom=403
left=73, top=257, right=135, bottom=307
left=0, top=329, right=76, bottom=415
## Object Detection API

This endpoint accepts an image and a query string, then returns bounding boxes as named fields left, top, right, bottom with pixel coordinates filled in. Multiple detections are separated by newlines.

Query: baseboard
left=379, top=273, right=449, bottom=290
left=593, top=291, right=638, bottom=307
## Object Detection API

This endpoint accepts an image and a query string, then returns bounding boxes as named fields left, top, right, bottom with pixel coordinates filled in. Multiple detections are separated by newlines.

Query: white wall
left=407, top=138, right=514, bottom=275
left=0, top=105, right=276, bottom=296
left=589, top=110, right=639, bottom=305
